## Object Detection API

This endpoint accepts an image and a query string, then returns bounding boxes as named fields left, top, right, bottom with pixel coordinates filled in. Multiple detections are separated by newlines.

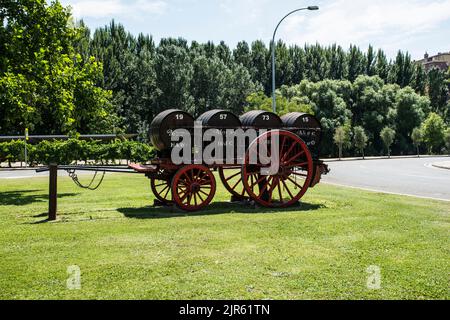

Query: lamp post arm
left=272, top=8, right=309, bottom=44
left=271, top=7, right=310, bottom=114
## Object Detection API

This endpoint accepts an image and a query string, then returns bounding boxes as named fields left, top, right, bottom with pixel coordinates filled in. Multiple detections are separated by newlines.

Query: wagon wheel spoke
left=219, top=168, right=247, bottom=199
left=288, top=171, right=308, bottom=178
left=267, top=177, right=279, bottom=203
left=151, top=175, right=173, bottom=205
left=286, top=176, right=304, bottom=191
left=279, top=136, right=287, bottom=159
left=281, top=142, right=297, bottom=162
left=285, top=149, right=305, bottom=164
left=281, top=178, right=295, bottom=200
left=225, top=171, right=240, bottom=182
left=277, top=179, right=284, bottom=202
left=258, top=176, right=273, bottom=198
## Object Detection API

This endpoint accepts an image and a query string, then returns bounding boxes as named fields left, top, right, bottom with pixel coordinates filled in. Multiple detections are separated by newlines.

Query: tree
left=380, top=127, right=396, bottom=158
left=366, top=45, right=376, bottom=76
left=233, top=41, right=251, bottom=69
left=351, top=75, right=388, bottom=154
left=353, top=126, right=368, bottom=159
left=0, top=0, right=115, bottom=135
left=389, top=51, right=413, bottom=87
left=394, top=87, right=428, bottom=154
left=155, top=41, right=194, bottom=113
left=421, top=113, right=446, bottom=154
left=411, top=127, right=423, bottom=157
left=250, top=40, right=269, bottom=92
left=411, top=64, right=427, bottom=95
left=291, top=79, right=353, bottom=156
left=328, top=44, right=347, bottom=80
left=347, top=45, right=366, bottom=82
left=304, top=44, right=328, bottom=82
left=375, top=49, right=389, bottom=82
left=444, top=129, right=450, bottom=155
left=333, top=126, right=351, bottom=160
left=427, top=68, right=449, bottom=117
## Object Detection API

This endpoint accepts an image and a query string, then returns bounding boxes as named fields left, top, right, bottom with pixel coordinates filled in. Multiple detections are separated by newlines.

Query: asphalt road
left=1, top=157, right=449, bottom=201
left=322, top=157, right=450, bottom=201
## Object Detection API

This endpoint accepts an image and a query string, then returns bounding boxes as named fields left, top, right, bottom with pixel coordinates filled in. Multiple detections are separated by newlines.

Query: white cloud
left=65, top=0, right=168, bottom=19
left=281, top=0, right=450, bottom=57
left=219, top=0, right=271, bottom=25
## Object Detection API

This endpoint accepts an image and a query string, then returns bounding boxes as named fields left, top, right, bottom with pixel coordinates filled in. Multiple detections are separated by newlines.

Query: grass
left=0, top=172, right=448, bottom=300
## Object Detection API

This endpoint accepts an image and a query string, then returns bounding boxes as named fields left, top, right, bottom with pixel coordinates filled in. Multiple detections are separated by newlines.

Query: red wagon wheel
left=172, top=165, right=216, bottom=212
left=218, top=167, right=248, bottom=199
left=150, top=177, right=173, bottom=204
left=242, top=130, right=313, bottom=208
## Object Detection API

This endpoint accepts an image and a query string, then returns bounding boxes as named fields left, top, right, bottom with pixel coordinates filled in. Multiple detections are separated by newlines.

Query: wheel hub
left=190, top=183, right=201, bottom=193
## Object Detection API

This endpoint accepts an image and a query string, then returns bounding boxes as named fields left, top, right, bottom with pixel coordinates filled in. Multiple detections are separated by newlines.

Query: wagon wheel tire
left=218, top=167, right=248, bottom=200
left=172, top=165, right=216, bottom=212
left=150, top=177, right=173, bottom=204
left=242, top=130, right=314, bottom=208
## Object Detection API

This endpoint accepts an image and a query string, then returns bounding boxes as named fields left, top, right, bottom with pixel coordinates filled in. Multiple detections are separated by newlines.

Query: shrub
left=0, top=139, right=154, bottom=165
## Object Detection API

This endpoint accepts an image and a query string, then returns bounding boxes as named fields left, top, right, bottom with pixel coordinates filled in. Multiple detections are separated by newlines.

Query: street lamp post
left=271, top=6, right=319, bottom=114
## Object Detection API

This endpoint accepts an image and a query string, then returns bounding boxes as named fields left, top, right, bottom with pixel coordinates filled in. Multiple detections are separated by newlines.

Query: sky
left=59, top=0, right=450, bottom=60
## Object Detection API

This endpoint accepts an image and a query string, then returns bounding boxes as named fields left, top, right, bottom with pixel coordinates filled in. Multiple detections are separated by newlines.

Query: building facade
left=417, top=52, right=450, bottom=72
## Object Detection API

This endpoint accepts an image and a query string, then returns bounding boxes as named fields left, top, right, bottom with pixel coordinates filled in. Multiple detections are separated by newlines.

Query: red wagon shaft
left=130, top=109, right=329, bottom=212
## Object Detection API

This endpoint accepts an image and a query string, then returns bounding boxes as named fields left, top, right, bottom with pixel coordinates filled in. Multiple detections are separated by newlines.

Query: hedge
left=0, top=139, right=155, bottom=165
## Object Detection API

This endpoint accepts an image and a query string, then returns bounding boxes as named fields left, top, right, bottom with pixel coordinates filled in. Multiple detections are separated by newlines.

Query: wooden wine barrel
left=197, top=110, right=241, bottom=129
left=281, top=112, right=322, bottom=154
left=150, top=109, right=194, bottom=151
left=281, top=112, right=321, bottom=130
left=240, top=110, right=282, bottom=129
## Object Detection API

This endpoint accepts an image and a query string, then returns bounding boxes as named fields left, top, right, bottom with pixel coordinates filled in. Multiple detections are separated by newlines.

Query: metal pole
left=24, top=140, right=27, bottom=168
left=24, top=128, right=28, bottom=168
left=271, top=6, right=319, bottom=114
left=49, top=164, right=58, bottom=221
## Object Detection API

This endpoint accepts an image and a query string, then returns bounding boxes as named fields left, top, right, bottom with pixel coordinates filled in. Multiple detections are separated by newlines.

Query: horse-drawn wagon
left=129, top=109, right=329, bottom=212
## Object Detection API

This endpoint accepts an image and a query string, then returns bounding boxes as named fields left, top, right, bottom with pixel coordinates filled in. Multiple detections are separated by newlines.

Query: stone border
left=432, top=162, right=450, bottom=170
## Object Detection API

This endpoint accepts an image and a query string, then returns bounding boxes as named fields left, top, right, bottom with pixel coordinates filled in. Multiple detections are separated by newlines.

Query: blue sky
left=60, top=0, right=450, bottom=60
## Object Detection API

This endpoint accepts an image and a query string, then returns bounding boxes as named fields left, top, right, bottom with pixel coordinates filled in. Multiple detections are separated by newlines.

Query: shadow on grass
left=118, top=201, right=325, bottom=220
left=0, top=190, right=79, bottom=206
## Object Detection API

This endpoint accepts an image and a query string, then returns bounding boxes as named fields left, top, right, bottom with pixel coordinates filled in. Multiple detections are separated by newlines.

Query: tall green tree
left=333, top=125, right=351, bottom=159
left=155, top=40, right=194, bottom=113
left=427, top=68, right=449, bottom=117
left=389, top=51, right=413, bottom=87
left=411, top=63, right=427, bottom=95
left=444, top=129, right=450, bottom=155
left=394, top=87, right=428, bottom=153
left=421, top=112, right=446, bottom=153
left=233, top=41, right=252, bottom=69
left=375, top=49, right=390, bottom=82
left=380, top=127, right=396, bottom=158
left=411, top=127, right=423, bottom=157
left=0, top=0, right=114, bottom=135
left=347, top=45, right=366, bottom=82
left=250, top=40, right=269, bottom=92
left=353, top=126, right=368, bottom=159
left=305, top=44, right=329, bottom=82
left=328, top=44, right=347, bottom=80
left=366, top=45, right=376, bottom=76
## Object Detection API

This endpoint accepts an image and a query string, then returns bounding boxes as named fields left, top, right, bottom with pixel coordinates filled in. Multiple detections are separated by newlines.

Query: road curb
left=324, top=155, right=450, bottom=163
left=432, top=162, right=450, bottom=170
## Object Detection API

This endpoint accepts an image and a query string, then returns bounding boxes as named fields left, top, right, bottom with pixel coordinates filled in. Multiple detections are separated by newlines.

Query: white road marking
left=322, top=181, right=450, bottom=202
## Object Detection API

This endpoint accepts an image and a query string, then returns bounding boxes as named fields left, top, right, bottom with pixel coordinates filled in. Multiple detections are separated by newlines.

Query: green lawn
left=0, top=172, right=448, bottom=300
